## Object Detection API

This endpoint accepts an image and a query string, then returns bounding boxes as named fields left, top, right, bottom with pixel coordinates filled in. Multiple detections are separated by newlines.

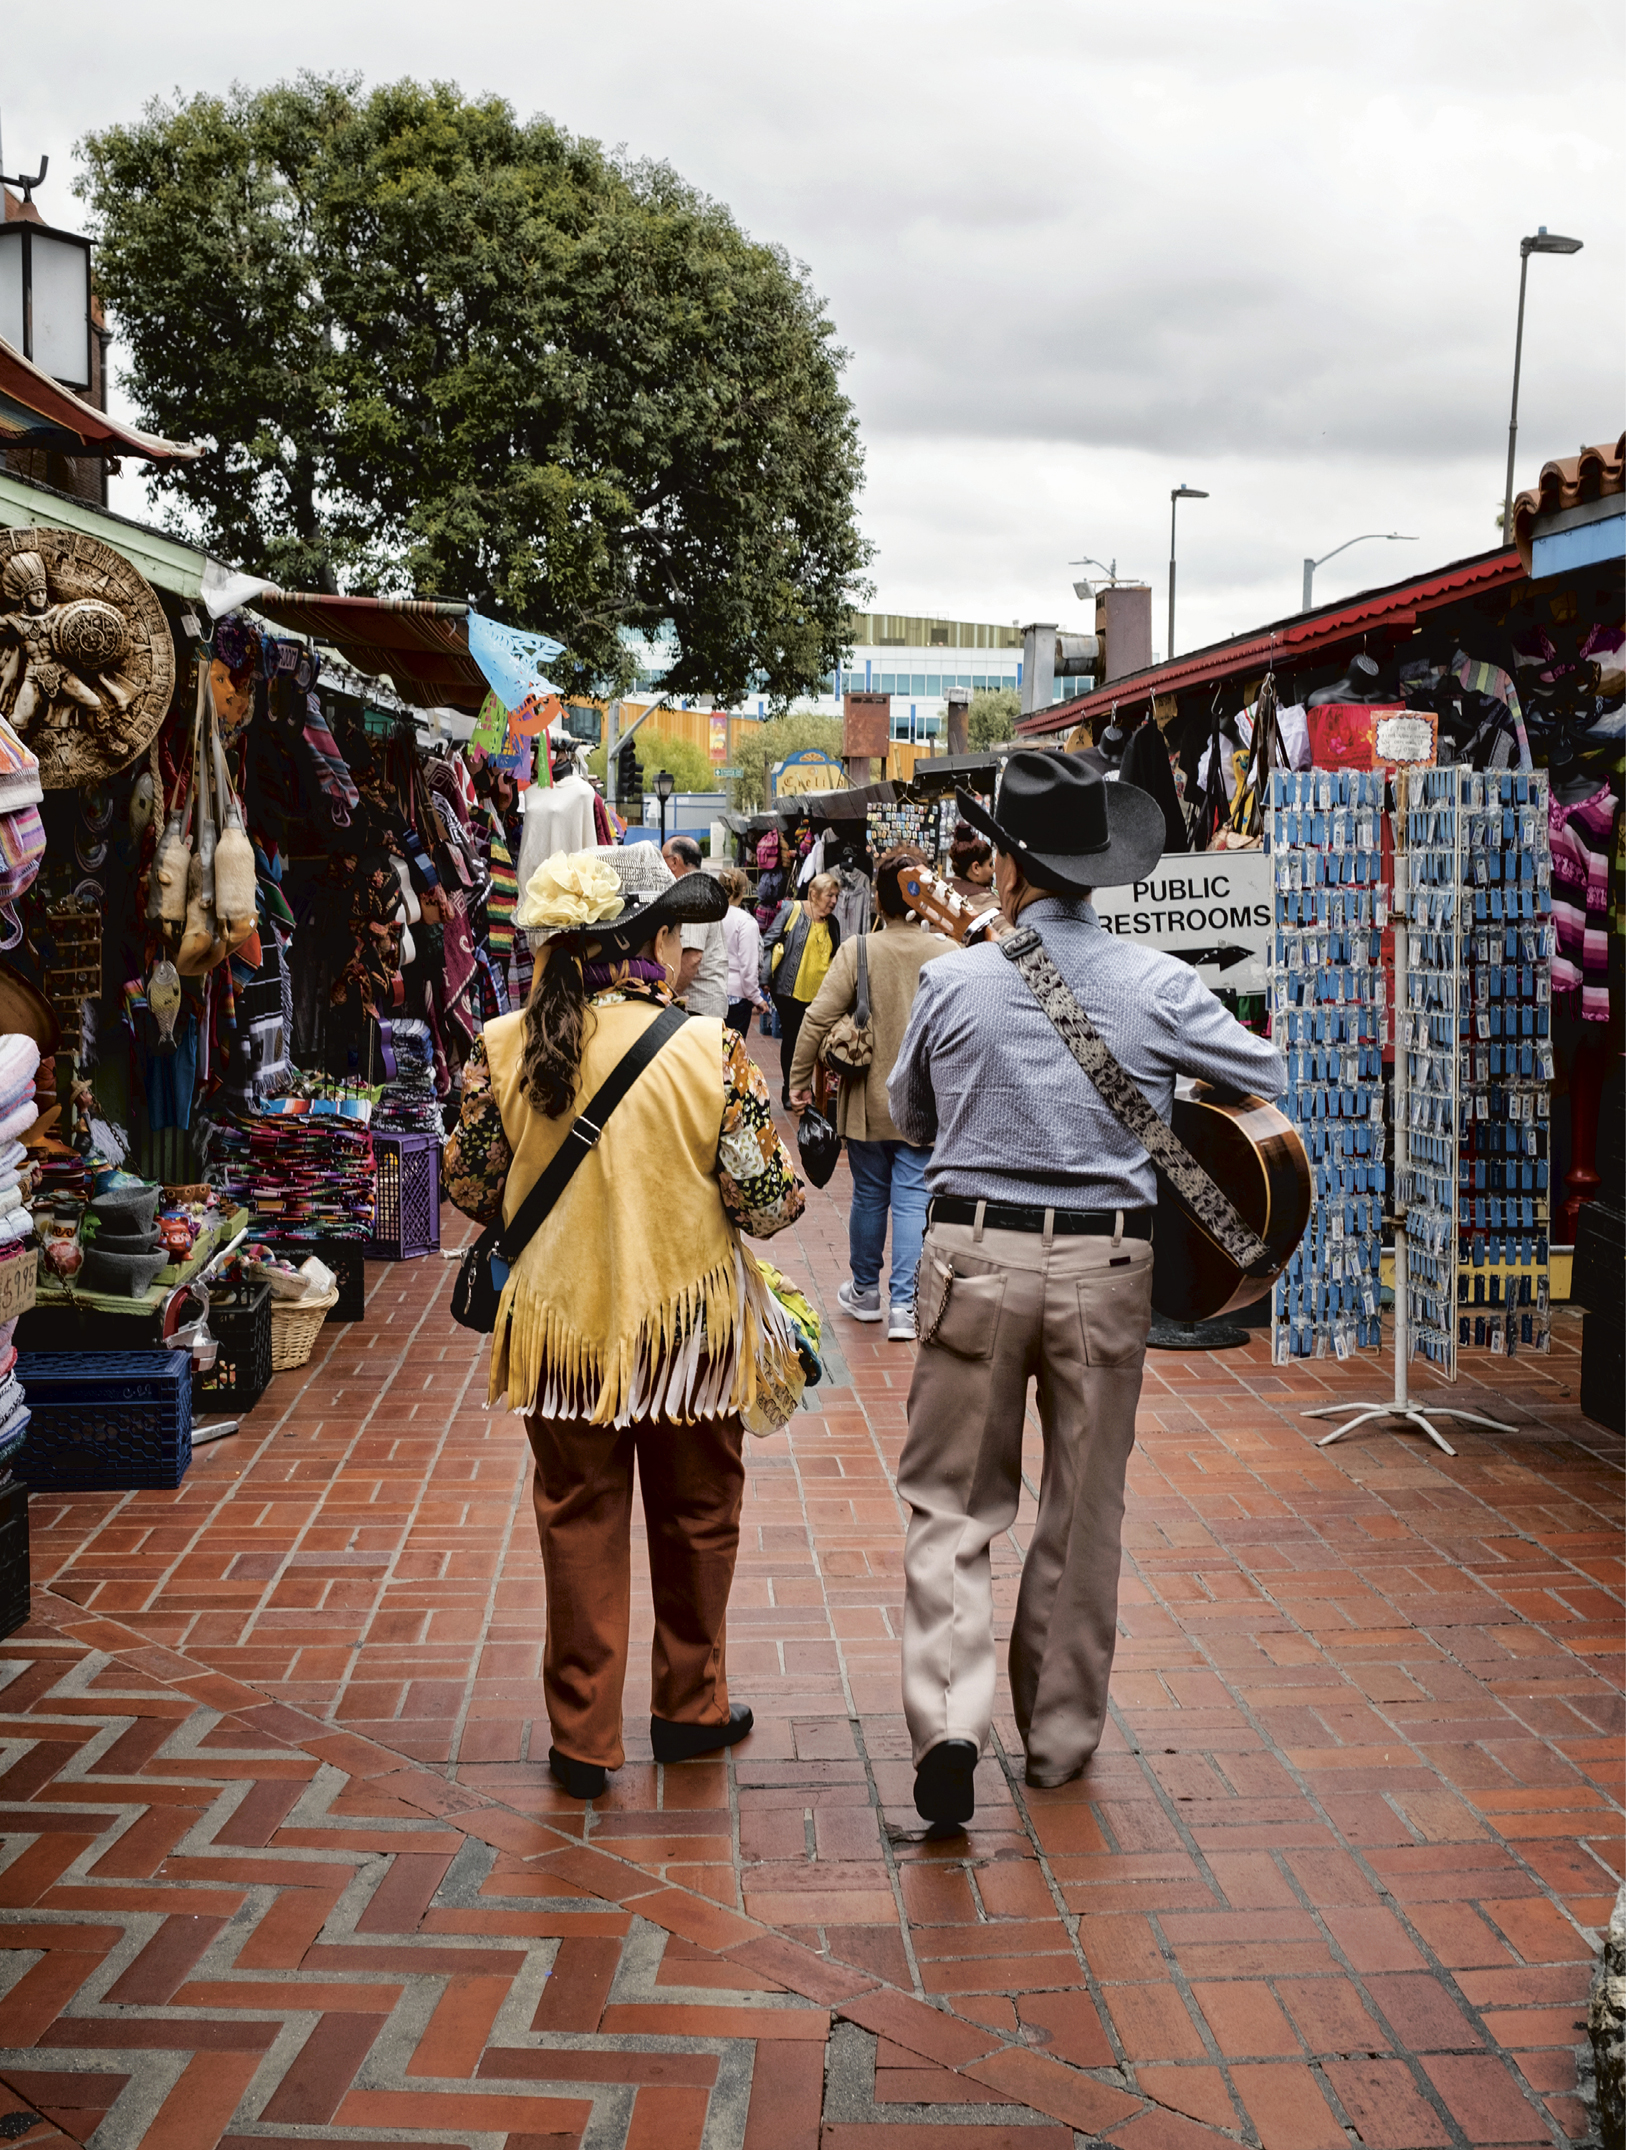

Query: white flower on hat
left=516, top=850, right=626, bottom=933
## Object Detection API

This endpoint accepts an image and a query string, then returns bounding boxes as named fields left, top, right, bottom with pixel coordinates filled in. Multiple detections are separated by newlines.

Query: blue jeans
left=847, top=1139, right=932, bottom=1306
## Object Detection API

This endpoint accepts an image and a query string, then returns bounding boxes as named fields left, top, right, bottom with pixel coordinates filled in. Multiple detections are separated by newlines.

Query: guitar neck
left=898, top=869, right=996, bottom=946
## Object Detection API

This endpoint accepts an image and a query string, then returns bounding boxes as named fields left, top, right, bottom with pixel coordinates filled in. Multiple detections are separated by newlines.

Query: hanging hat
left=517, top=844, right=727, bottom=954
left=955, top=750, right=1165, bottom=894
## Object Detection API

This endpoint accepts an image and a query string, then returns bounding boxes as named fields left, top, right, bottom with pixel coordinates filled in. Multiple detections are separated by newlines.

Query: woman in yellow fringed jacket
left=445, top=845, right=805, bottom=1800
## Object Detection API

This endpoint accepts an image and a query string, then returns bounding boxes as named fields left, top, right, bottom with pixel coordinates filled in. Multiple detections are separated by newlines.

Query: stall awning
left=0, top=335, right=201, bottom=461
left=252, top=591, right=485, bottom=711
left=0, top=470, right=214, bottom=599
left=1017, top=545, right=1530, bottom=736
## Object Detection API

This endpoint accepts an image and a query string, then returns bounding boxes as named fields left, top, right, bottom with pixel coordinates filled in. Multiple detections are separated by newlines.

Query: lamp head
left=654, top=769, right=675, bottom=802
left=1171, top=485, right=1209, bottom=500
left=1522, top=226, right=1583, bottom=256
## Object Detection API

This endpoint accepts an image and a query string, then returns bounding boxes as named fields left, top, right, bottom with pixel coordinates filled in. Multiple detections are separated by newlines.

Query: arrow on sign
left=1166, top=944, right=1255, bottom=972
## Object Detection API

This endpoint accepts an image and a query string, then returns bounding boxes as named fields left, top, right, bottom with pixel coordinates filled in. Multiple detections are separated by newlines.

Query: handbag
left=820, top=931, right=873, bottom=1080
left=761, top=901, right=802, bottom=991
left=451, top=1005, right=689, bottom=1332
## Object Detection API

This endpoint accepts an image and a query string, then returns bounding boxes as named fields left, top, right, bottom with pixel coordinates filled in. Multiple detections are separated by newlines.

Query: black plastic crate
left=199, top=1281, right=272, bottom=1411
left=257, top=1239, right=366, bottom=1323
left=16, top=1352, right=192, bottom=1492
left=365, top=1134, right=441, bottom=1262
left=0, top=1480, right=29, bottom=1641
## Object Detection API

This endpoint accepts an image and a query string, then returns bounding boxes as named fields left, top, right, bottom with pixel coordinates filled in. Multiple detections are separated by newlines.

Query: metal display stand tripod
left=1304, top=847, right=1514, bottom=1458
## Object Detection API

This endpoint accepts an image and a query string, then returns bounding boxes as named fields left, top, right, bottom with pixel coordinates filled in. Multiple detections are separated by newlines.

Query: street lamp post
left=654, top=768, right=675, bottom=847
left=1503, top=226, right=1583, bottom=539
left=1302, top=533, right=1418, bottom=613
left=1167, top=487, right=1208, bottom=661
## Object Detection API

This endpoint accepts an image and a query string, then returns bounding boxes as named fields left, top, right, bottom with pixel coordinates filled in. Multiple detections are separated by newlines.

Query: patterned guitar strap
left=1000, top=925, right=1273, bottom=1275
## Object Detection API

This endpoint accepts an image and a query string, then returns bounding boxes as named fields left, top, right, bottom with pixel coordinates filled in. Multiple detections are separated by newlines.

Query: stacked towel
left=0, top=1034, right=39, bottom=1146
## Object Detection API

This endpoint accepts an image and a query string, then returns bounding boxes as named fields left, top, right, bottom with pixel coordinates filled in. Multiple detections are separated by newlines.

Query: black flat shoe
left=548, top=1746, right=608, bottom=1799
left=650, top=1704, right=754, bottom=1764
left=914, top=1739, right=978, bottom=1829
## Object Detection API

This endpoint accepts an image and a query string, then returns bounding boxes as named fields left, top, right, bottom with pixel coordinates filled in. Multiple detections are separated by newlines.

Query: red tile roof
left=1511, top=432, right=1624, bottom=571
left=1016, top=545, right=1528, bottom=737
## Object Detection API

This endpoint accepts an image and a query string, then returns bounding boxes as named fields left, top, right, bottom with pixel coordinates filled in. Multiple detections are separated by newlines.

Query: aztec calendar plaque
left=0, top=527, right=177, bottom=788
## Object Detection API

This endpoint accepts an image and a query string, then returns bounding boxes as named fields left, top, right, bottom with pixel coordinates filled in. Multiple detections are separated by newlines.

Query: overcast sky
left=8, top=0, right=1623, bottom=658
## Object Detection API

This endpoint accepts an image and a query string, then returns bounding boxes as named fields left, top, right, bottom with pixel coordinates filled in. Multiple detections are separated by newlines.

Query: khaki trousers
left=898, top=1218, right=1153, bottom=1785
left=524, top=1411, right=745, bottom=1770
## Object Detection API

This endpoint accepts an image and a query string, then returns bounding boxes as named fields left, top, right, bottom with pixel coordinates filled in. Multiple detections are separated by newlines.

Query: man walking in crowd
left=887, top=752, right=1285, bottom=1831
left=787, top=846, right=952, bottom=1340
left=663, top=835, right=729, bottom=1018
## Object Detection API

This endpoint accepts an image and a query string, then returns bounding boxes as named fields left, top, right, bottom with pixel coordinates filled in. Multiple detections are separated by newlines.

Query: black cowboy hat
left=956, top=750, right=1165, bottom=893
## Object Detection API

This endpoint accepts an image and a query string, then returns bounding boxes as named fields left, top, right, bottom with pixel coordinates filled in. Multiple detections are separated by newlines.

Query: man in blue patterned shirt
left=887, top=752, right=1285, bottom=1830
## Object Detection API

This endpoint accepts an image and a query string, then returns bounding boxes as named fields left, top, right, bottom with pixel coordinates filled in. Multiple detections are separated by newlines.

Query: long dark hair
left=520, top=944, right=591, bottom=1118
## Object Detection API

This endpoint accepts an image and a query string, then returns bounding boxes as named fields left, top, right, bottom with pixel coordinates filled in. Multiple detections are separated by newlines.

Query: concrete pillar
left=945, top=685, right=970, bottom=755
left=1097, top=585, right=1153, bottom=682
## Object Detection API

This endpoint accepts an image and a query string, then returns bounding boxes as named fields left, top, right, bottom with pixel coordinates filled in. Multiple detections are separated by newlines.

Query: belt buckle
left=571, top=1115, right=602, bottom=1149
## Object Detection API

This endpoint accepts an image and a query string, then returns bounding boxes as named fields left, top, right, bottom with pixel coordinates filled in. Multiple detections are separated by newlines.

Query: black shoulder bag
left=451, top=1004, right=689, bottom=1333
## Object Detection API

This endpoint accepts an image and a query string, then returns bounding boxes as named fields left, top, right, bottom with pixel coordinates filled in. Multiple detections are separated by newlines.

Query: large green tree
left=78, top=75, right=872, bottom=703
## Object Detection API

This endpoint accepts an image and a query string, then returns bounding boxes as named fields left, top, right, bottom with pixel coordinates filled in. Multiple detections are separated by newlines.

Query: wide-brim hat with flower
left=516, top=844, right=728, bottom=954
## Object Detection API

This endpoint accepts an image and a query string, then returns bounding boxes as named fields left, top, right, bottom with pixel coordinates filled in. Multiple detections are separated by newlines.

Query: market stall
left=0, top=441, right=588, bottom=1531
left=1011, top=432, right=1623, bottom=1415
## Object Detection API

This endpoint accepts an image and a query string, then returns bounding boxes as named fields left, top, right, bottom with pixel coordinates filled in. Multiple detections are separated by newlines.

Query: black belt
left=927, top=1197, right=1153, bottom=1240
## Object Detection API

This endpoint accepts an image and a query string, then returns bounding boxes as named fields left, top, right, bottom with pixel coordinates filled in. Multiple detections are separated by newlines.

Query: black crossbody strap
left=999, top=925, right=1271, bottom=1271
left=853, top=931, right=871, bottom=1029
left=496, top=1004, right=690, bottom=1263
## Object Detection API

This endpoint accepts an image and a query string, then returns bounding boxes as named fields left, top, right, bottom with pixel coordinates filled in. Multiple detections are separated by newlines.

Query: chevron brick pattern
left=2, top=1158, right=1617, bottom=2147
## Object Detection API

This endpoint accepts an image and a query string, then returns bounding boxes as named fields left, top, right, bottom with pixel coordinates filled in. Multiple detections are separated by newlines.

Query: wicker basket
left=269, top=1286, right=339, bottom=1371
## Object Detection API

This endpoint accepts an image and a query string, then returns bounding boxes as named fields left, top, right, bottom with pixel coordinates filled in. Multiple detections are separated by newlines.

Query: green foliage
left=968, top=686, right=1020, bottom=749
left=729, top=711, right=844, bottom=812
left=587, top=724, right=716, bottom=793
left=78, top=73, right=872, bottom=700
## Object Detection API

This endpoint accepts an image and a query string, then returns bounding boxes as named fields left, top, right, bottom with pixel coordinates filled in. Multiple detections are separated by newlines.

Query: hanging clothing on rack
left=1550, top=783, right=1619, bottom=1023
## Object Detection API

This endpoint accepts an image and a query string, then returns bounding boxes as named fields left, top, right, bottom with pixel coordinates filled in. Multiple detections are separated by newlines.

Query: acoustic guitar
left=898, top=867, right=1309, bottom=1321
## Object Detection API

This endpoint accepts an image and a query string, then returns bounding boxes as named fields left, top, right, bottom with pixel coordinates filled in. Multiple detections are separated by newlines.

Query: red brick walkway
left=1, top=1135, right=1619, bottom=2148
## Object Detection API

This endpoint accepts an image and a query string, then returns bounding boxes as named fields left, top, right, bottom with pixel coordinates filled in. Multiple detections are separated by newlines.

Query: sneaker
left=837, top=1280, right=883, bottom=1322
left=887, top=1302, right=916, bottom=1340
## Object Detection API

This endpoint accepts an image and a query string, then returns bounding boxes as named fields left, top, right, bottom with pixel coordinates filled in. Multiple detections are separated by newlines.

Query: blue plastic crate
left=16, top=1352, right=192, bottom=1491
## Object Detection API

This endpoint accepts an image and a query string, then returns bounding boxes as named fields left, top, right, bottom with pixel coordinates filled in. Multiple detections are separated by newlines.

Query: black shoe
left=548, top=1746, right=608, bottom=1799
left=914, top=1739, right=978, bottom=1829
left=650, top=1704, right=754, bottom=1764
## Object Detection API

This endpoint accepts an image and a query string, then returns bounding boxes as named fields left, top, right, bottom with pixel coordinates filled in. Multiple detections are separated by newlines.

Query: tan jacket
left=787, top=918, right=953, bottom=1143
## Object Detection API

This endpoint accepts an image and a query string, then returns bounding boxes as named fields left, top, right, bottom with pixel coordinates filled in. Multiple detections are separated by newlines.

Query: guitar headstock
left=898, top=868, right=996, bottom=946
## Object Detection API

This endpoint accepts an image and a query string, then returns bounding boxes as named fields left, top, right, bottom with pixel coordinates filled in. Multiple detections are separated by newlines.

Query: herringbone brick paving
left=1, top=1126, right=1619, bottom=2146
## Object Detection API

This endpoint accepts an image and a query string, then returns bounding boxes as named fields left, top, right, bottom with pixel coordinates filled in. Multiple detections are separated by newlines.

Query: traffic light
left=617, top=737, right=641, bottom=812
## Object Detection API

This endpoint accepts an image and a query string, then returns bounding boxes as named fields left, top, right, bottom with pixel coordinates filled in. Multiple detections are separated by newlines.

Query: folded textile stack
left=206, top=1100, right=376, bottom=1241
left=371, top=1019, right=443, bottom=1139
left=0, top=1139, right=33, bottom=1244
left=0, top=1339, right=28, bottom=1488
left=0, top=1035, right=40, bottom=1149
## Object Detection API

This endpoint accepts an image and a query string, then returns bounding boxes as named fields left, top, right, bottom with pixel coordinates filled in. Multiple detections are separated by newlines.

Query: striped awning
left=0, top=335, right=201, bottom=461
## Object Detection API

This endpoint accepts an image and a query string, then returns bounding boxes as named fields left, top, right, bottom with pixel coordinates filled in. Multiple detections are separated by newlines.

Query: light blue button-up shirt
left=887, top=896, right=1286, bottom=1212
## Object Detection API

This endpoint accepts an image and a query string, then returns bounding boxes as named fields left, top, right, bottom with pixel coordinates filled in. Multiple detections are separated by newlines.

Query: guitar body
left=1151, top=1081, right=1311, bottom=1322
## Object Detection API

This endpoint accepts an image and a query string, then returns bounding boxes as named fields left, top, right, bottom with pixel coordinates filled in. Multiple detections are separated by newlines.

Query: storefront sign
left=1092, top=850, right=1272, bottom=991
left=773, top=748, right=844, bottom=799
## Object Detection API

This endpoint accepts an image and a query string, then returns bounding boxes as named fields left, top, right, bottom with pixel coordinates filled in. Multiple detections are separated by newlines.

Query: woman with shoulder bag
left=786, top=848, right=953, bottom=1340
left=444, top=846, right=807, bottom=1801
left=759, top=871, right=840, bottom=1109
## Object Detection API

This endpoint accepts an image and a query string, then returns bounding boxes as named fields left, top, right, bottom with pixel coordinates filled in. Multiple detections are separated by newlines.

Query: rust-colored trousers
left=524, top=1411, right=746, bottom=1770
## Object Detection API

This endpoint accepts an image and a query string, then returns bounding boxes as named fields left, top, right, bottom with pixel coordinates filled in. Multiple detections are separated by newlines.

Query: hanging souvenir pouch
left=0, top=804, right=45, bottom=949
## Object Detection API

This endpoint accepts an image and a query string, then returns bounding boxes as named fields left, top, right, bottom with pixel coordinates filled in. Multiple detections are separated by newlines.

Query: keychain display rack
left=1455, top=768, right=1555, bottom=1359
left=1265, top=769, right=1389, bottom=1364
left=1304, top=765, right=1553, bottom=1455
